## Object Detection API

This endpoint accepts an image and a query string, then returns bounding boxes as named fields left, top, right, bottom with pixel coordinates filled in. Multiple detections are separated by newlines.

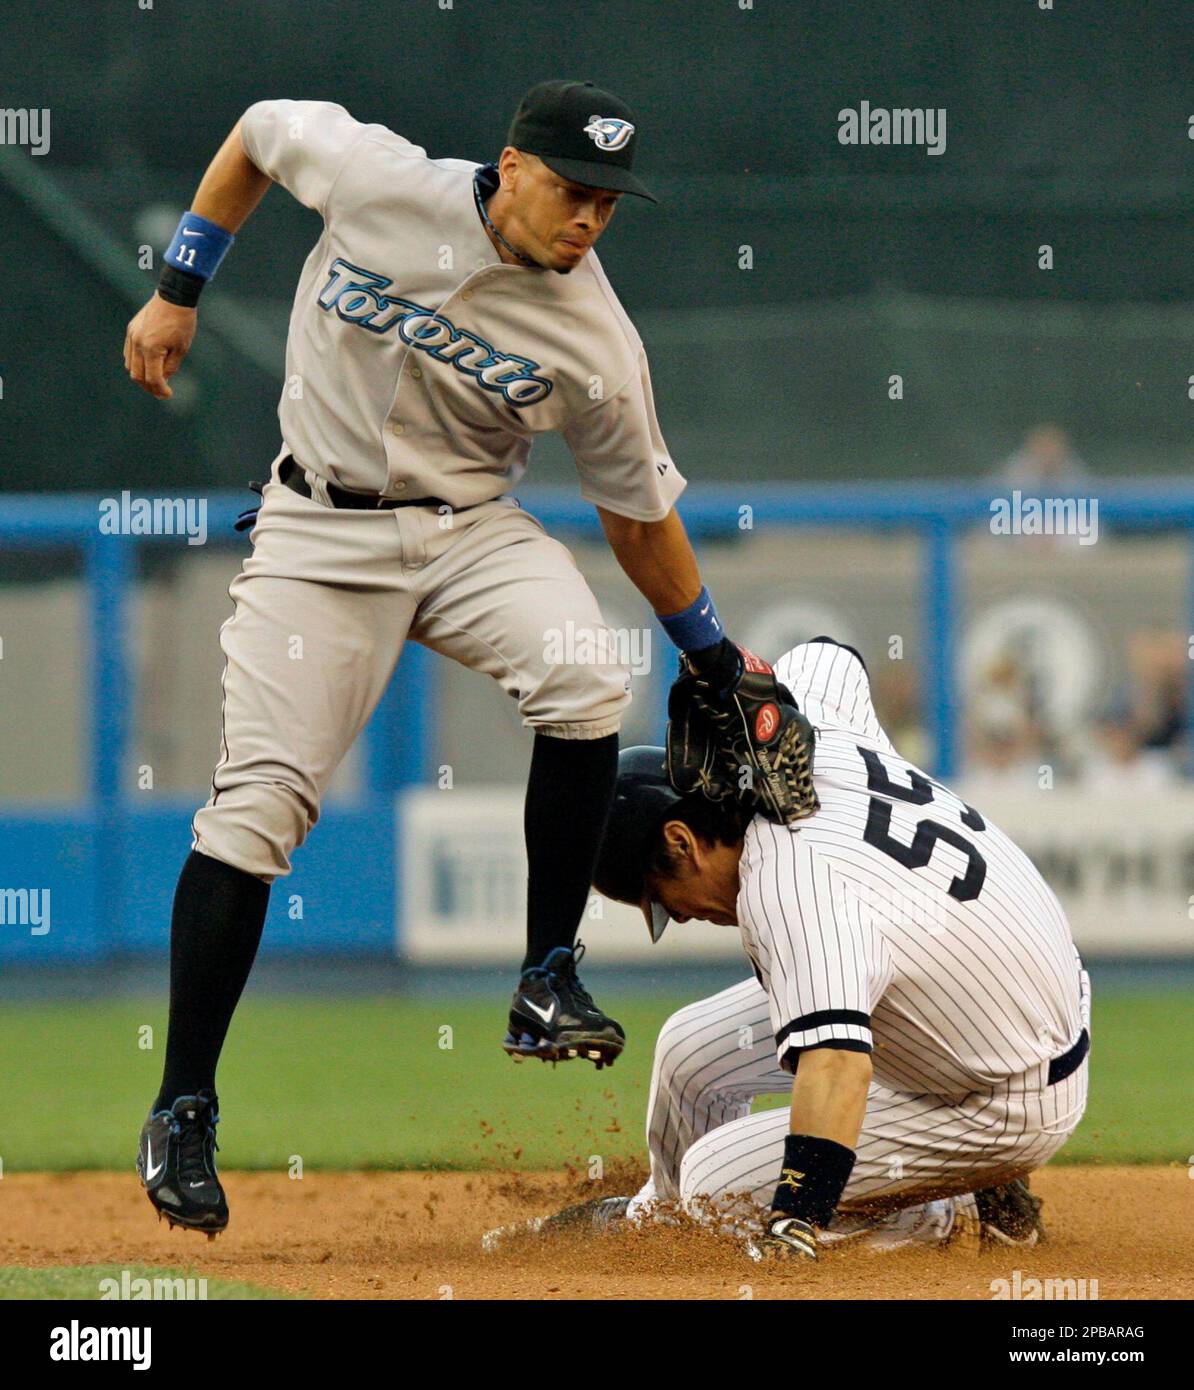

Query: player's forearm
left=788, top=1046, right=872, bottom=1149
left=125, top=118, right=269, bottom=399
left=596, top=505, right=701, bottom=615
left=187, top=119, right=272, bottom=234
left=760, top=1048, right=869, bottom=1246
left=600, top=504, right=749, bottom=699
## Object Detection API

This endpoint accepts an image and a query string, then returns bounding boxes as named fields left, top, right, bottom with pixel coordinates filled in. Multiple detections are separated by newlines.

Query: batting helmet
left=593, top=744, right=680, bottom=943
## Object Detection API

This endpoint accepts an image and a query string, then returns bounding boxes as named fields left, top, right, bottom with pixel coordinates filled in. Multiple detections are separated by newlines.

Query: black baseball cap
left=592, top=745, right=679, bottom=942
left=507, top=79, right=657, bottom=203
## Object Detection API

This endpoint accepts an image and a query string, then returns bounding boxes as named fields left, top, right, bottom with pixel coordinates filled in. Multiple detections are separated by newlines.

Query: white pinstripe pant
left=631, top=974, right=1089, bottom=1231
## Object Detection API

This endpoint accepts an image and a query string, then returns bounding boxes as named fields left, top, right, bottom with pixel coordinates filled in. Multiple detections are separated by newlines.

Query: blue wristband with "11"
left=164, top=211, right=235, bottom=281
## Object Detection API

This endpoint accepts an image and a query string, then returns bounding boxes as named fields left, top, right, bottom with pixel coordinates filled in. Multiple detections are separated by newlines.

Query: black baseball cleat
left=502, top=943, right=625, bottom=1067
left=137, top=1091, right=228, bottom=1238
left=975, top=1178, right=1045, bottom=1248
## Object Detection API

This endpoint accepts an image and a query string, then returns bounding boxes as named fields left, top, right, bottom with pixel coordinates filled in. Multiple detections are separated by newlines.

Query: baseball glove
left=666, top=660, right=740, bottom=803
left=667, top=645, right=820, bottom=826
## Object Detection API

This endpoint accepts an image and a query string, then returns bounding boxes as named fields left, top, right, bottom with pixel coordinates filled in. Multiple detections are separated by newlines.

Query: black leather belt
left=279, top=455, right=449, bottom=511
left=1047, top=1027, right=1089, bottom=1086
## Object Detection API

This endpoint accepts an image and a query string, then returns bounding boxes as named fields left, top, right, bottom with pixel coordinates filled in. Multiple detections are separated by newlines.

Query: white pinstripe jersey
left=736, top=639, right=1085, bottom=1097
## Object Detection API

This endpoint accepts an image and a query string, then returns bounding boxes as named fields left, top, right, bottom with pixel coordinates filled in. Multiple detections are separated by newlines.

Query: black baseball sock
left=522, top=731, right=618, bottom=972
left=153, top=850, right=270, bottom=1110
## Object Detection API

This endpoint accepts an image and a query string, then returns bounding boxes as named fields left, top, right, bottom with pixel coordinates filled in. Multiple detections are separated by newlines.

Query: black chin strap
left=473, top=164, right=541, bottom=269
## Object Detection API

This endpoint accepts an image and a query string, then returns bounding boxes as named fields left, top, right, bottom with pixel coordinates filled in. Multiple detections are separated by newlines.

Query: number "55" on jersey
left=857, top=747, right=988, bottom=902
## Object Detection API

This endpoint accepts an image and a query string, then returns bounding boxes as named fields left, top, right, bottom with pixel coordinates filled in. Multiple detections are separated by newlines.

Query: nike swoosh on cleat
left=144, top=1139, right=164, bottom=1182
left=522, top=998, right=556, bottom=1024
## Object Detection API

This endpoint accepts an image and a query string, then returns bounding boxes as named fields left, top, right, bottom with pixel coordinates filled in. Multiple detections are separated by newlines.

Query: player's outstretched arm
left=751, top=1047, right=871, bottom=1262
left=123, top=118, right=271, bottom=399
left=596, top=504, right=702, bottom=614
left=597, top=503, right=818, bottom=824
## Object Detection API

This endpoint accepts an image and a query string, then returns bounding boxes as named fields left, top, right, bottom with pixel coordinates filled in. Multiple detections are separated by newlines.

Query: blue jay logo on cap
left=583, top=115, right=635, bottom=151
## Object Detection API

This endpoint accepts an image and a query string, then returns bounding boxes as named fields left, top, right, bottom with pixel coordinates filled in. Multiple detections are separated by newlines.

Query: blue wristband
left=659, top=585, right=723, bottom=653
left=164, top=211, right=235, bottom=282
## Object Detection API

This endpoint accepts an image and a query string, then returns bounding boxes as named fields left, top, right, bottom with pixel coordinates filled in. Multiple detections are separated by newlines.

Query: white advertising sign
left=396, top=787, right=742, bottom=963
left=396, top=785, right=1194, bottom=961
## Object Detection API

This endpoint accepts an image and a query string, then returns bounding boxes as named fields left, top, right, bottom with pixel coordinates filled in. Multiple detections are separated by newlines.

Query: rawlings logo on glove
left=755, top=702, right=780, bottom=742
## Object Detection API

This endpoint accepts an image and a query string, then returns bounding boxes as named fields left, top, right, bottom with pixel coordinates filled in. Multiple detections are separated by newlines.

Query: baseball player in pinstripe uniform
left=490, top=636, right=1091, bottom=1256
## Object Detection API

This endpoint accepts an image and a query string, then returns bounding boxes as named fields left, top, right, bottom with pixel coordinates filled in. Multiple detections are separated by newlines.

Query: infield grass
left=0, top=991, right=1185, bottom=1170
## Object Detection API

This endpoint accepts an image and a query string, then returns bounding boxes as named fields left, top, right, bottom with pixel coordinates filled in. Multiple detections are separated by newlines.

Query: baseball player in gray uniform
left=491, top=637, right=1091, bottom=1257
left=123, top=79, right=785, bottom=1237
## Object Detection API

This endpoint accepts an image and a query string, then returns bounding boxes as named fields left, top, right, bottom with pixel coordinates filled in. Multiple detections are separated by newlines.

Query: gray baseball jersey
left=191, top=98, right=684, bottom=881
left=239, top=99, right=685, bottom=518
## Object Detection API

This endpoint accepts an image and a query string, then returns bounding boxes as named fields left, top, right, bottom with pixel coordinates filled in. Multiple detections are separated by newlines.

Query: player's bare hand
left=123, top=294, right=196, bottom=400
left=746, top=1213, right=818, bottom=1263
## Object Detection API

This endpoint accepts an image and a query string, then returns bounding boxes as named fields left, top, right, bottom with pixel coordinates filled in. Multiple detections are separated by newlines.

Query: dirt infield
left=2, top=1166, right=1188, bottom=1300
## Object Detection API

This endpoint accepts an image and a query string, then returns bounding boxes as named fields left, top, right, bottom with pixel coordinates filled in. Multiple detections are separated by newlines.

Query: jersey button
left=388, top=421, right=405, bottom=436
left=474, top=257, right=488, bottom=269
left=461, top=290, right=473, bottom=301
left=392, top=481, right=407, bottom=491
left=409, top=367, right=422, bottom=380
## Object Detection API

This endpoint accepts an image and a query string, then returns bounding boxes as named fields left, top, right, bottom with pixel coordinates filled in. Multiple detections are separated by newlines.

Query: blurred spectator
left=1083, top=704, right=1178, bottom=793
left=966, top=651, right=1047, bottom=781
left=1083, top=630, right=1189, bottom=786
left=995, top=423, right=1090, bottom=493
left=983, top=424, right=1096, bottom=553
left=872, top=663, right=930, bottom=770
left=1127, top=630, right=1188, bottom=756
